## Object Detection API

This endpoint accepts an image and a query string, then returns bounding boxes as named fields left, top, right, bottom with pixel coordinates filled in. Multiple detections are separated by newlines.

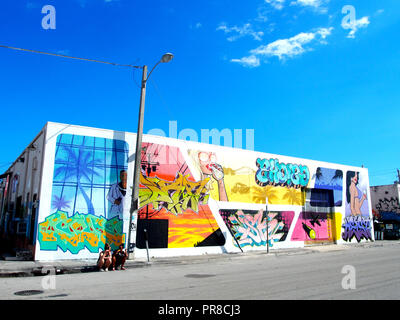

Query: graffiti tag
left=229, top=210, right=285, bottom=248
left=342, top=215, right=372, bottom=242
left=376, top=197, right=400, bottom=214
left=255, top=158, right=310, bottom=188
left=38, top=210, right=125, bottom=253
left=139, top=173, right=210, bottom=215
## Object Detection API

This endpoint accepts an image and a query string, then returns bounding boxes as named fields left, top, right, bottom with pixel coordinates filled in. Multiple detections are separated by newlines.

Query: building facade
left=370, top=183, right=400, bottom=239
left=0, top=122, right=375, bottom=261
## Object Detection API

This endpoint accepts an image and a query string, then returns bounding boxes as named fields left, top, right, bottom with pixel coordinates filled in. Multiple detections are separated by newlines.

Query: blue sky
left=0, top=0, right=399, bottom=186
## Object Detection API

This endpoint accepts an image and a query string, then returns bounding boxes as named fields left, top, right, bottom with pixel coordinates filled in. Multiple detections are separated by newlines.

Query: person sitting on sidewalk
left=97, top=243, right=112, bottom=272
left=112, top=244, right=127, bottom=270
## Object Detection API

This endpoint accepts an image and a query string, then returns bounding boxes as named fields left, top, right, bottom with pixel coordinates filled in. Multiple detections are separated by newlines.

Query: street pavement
left=0, top=241, right=399, bottom=301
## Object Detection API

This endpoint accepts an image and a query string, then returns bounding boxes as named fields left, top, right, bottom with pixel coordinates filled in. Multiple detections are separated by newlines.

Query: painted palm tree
left=252, top=186, right=278, bottom=204
left=54, top=146, right=101, bottom=215
left=282, top=187, right=304, bottom=205
left=52, top=195, right=71, bottom=211
left=313, top=167, right=323, bottom=181
left=331, top=170, right=343, bottom=183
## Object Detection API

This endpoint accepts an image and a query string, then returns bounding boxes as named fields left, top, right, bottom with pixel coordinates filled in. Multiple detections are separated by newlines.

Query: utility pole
left=127, top=53, right=174, bottom=261
left=265, top=197, right=269, bottom=254
left=397, top=169, right=400, bottom=184
left=127, top=65, right=148, bottom=260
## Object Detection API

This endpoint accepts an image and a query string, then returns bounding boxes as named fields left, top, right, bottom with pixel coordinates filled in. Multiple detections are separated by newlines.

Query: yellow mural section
left=208, top=167, right=306, bottom=205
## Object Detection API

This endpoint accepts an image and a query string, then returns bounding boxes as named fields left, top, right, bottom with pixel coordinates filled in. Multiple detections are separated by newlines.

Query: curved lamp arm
left=143, top=53, right=174, bottom=84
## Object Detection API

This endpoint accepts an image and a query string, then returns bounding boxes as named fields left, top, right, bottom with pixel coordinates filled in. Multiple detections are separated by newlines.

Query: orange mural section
left=137, top=143, right=225, bottom=249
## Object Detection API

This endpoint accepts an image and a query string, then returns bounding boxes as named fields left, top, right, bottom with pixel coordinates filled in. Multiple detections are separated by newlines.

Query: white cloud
left=231, top=27, right=333, bottom=66
left=290, top=0, right=329, bottom=13
left=231, top=55, right=261, bottom=68
left=256, top=6, right=269, bottom=22
left=291, top=0, right=322, bottom=8
left=342, top=16, right=370, bottom=39
left=265, top=0, right=285, bottom=10
left=250, top=27, right=333, bottom=60
left=217, top=23, right=264, bottom=42
left=190, top=22, right=202, bottom=29
left=266, top=0, right=329, bottom=12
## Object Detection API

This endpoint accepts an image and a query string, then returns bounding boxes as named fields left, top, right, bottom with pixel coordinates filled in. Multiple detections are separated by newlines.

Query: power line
left=0, top=44, right=142, bottom=69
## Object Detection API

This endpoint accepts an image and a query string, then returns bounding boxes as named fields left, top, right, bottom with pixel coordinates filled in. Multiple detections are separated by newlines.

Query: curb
left=0, top=261, right=151, bottom=278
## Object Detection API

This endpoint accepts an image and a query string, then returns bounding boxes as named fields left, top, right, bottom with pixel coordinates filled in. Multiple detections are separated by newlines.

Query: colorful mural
left=137, top=143, right=224, bottom=249
left=139, top=173, right=210, bottom=215
left=38, top=210, right=125, bottom=253
left=342, top=215, right=373, bottom=242
left=342, top=171, right=372, bottom=242
left=188, top=150, right=307, bottom=206
left=291, top=212, right=333, bottom=242
left=219, top=209, right=294, bottom=248
left=313, top=167, right=343, bottom=206
left=39, top=134, right=128, bottom=254
left=255, top=158, right=310, bottom=188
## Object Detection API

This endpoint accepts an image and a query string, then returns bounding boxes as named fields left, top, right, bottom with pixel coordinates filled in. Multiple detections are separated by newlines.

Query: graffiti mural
left=343, top=171, right=372, bottom=242
left=137, top=144, right=225, bottom=249
left=188, top=150, right=228, bottom=201
left=345, top=171, right=368, bottom=216
left=342, top=216, right=373, bottom=242
left=39, top=134, right=128, bottom=254
left=139, top=173, right=210, bottom=215
left=219, top=209, right=294, bottom=248
left=291, top=212, right=333, bottom=242
left=375, top=197, right=400, bottom=214
left=255, top=158, right=310, bottom=188
left=313, top=167, right=343, bottom=206
left=38, top=210, right=125, bottom=253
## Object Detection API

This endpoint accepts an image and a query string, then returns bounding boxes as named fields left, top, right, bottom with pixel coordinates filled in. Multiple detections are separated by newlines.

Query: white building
left=0, top=122, right=375, bottom=261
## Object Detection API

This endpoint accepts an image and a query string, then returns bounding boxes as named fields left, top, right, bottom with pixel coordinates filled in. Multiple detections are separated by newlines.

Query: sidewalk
left=0, top=240, right=395, bottom=278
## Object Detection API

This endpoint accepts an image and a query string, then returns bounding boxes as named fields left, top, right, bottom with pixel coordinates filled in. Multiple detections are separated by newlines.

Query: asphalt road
left=1, top=242, right=399, bottom=301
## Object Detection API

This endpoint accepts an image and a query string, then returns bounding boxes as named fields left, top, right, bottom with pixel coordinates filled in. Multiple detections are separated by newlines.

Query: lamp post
left=127, top=53, right=174, bottom=260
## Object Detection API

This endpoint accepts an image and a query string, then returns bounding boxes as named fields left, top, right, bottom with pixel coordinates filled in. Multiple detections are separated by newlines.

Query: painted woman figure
left=189, top=150, right=228, bottom=202
left=346, top=171, right=367, bottom=215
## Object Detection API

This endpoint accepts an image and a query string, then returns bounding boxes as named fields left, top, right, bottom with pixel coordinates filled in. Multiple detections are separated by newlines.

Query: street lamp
left=0, top=44, right=173, bottom=260
left=127, top=53, right=174, bottom=260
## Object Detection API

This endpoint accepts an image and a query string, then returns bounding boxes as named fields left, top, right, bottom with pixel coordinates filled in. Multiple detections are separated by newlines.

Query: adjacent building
left=370, top=183, right=400, bottom=240
left=0, top=122, right=375, bottom=261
